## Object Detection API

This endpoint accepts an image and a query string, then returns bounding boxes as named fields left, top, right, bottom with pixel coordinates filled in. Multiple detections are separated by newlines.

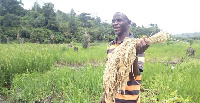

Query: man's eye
left=117, top=19, right=122, bottom=22
left=112, top=19, right=122, bottom=23
left=112, top=20, right=116, bottom=23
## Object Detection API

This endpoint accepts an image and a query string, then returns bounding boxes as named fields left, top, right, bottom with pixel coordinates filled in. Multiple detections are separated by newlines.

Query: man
left=101, top=12, right=150, bottom=103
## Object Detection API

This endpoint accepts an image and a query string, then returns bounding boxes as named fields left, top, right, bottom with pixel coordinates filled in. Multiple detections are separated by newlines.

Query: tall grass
left=0, top=44, right=60, bottom=87
left=0, top=43, right=107, bottom=87
left=141, top=59, right=200, bottom=102
left=1, top=41, right=200, bottom=102
left=10, top=65, right=104, bottom=102
left=141, top=41, right=200, bottom=102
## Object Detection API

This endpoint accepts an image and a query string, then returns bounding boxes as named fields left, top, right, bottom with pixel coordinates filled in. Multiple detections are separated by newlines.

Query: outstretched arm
left=136, top=36, right=150, bottom=55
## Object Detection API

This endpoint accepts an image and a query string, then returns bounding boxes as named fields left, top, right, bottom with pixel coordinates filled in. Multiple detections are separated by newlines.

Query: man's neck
left=117, top=32, right=129, bottom=43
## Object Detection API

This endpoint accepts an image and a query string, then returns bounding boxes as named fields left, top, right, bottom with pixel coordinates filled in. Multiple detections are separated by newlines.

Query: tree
left=33, top=14, right=45, bottom=27
left=0, top=0, right=163, bottom=44
left=30, top=28, right=52, bottom=43
left=78, top=13, right=92, bottom=27
left=42, top=2, right=58, bottom=31
left=130, top=24, right=160, bottom=38
left=0, top=0, right=25, bottom=16
left=70, top=9, right=76, bottom=16
left=131, top=22, right=136, bottom=27
left=1, top=13, right=21, bottom=27
left=56, top=10, right=69, bottom=21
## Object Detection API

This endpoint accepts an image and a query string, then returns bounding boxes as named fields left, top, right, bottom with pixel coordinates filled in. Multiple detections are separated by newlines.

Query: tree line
left=174, top=32, right=200, bottom=40
left=0, top=0, right=161, bottom=44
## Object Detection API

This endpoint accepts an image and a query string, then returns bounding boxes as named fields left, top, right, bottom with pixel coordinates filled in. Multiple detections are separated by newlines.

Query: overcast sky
left=22, top=0, right=200, bottom=34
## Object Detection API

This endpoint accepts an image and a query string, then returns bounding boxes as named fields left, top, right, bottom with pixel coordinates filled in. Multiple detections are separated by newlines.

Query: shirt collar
left=112, top=33, right=133, bottom=44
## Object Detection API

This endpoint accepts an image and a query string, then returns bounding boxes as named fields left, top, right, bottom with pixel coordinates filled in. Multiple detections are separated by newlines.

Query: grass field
left=0, top=41, right=200, bottom=102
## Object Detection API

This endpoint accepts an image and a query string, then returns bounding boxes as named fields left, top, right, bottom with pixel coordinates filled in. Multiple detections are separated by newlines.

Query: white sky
left=22, top=0, right=200, bottom=34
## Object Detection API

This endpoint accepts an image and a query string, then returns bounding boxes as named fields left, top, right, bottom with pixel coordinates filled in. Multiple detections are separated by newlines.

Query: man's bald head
left=113, top=12, right=130, bottom=22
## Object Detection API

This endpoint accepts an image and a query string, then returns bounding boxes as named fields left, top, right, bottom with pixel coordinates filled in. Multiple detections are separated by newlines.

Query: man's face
left=112, top=13, right=130, bottom=36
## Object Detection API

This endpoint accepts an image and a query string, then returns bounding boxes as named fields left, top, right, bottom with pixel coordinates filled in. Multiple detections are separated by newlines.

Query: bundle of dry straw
left=103, top=31, right=170, bottom=102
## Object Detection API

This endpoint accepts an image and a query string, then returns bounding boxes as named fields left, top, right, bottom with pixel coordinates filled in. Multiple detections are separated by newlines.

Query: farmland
left=0, top=41, right=200, bottom=103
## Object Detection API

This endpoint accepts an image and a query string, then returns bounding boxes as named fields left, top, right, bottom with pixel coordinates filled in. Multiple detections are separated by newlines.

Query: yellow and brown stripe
left=106, top=37, right=143, bottom=103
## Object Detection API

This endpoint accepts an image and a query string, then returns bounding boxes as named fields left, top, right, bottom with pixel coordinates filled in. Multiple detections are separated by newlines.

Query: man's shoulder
left=108, top=37, right=117, bottom=46
left=107, top=41, right=115, bottom=49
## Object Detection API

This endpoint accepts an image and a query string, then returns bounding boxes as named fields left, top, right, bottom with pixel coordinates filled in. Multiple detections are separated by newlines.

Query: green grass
left=59, top=43, right=107, bottom=64
left=0, top=43, right=107, bottom=87
left=10, top=65, right=104, bottom=102
left=141, top=41, right=200, bottom=102
left=0, top=44, right=59, bottom=87
left=0, top=41, right=200, bottom=102
left=145, top=42, right=189, bottom=62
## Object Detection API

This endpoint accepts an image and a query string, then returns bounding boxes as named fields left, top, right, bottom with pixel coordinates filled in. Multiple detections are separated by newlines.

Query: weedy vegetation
left=0, top=41, right=200, bottom=102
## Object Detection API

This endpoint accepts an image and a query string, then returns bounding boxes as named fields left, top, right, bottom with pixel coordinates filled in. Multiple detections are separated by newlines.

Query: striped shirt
left=105, top=34, right=145, bottom=103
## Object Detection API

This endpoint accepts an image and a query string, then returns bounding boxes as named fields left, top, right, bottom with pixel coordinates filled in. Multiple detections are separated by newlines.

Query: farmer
left=100, top=12, right=150, bottom=103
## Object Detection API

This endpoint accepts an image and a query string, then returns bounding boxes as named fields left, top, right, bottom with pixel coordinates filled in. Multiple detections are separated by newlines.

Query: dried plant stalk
left=148, top=31, right=170, bottom=44
left=103, top=31, right=170, bottom=102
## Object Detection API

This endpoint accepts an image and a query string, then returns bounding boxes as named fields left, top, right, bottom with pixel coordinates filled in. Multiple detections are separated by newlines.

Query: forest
left=0, top=0, right=161, bottom=44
